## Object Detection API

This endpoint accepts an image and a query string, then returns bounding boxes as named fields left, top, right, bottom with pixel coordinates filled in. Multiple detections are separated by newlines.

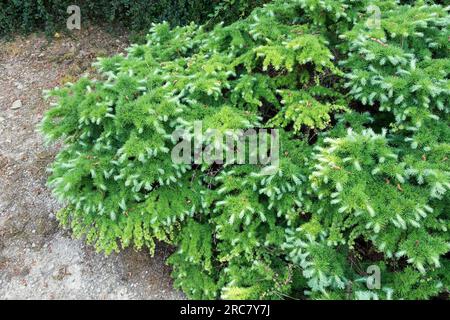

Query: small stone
left=0, top=116, right=5, bottom=123
left=11, top=100, right=22, bottom=110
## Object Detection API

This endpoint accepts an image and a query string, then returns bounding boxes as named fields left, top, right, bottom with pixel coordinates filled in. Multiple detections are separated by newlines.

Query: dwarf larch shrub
left=41, top=0, right=449, bottom=300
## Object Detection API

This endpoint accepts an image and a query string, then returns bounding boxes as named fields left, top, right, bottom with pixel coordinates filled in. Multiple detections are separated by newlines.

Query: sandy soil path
left=0, top=27, right=183, bottom=300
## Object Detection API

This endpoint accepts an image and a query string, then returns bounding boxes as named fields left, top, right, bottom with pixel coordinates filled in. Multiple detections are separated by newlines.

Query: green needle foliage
left=41, top=0, right=449, bottom=300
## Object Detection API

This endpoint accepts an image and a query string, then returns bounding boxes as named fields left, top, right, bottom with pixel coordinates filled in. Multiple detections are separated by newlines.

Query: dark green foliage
left=41, top=0, right=449, bottom=300
left=0, top=0, right=220, bottom=37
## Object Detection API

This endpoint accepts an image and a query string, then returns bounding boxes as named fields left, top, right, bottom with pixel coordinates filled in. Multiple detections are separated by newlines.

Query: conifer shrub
left=41, top=0, right=449, bottom=300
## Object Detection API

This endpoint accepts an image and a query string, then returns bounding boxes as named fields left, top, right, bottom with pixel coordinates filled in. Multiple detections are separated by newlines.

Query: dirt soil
left=0, top=27, right=183, bottom=300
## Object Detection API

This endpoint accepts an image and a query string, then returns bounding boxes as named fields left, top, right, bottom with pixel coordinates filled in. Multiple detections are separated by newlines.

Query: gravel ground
left=0, top=27, right=184, bottom=300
